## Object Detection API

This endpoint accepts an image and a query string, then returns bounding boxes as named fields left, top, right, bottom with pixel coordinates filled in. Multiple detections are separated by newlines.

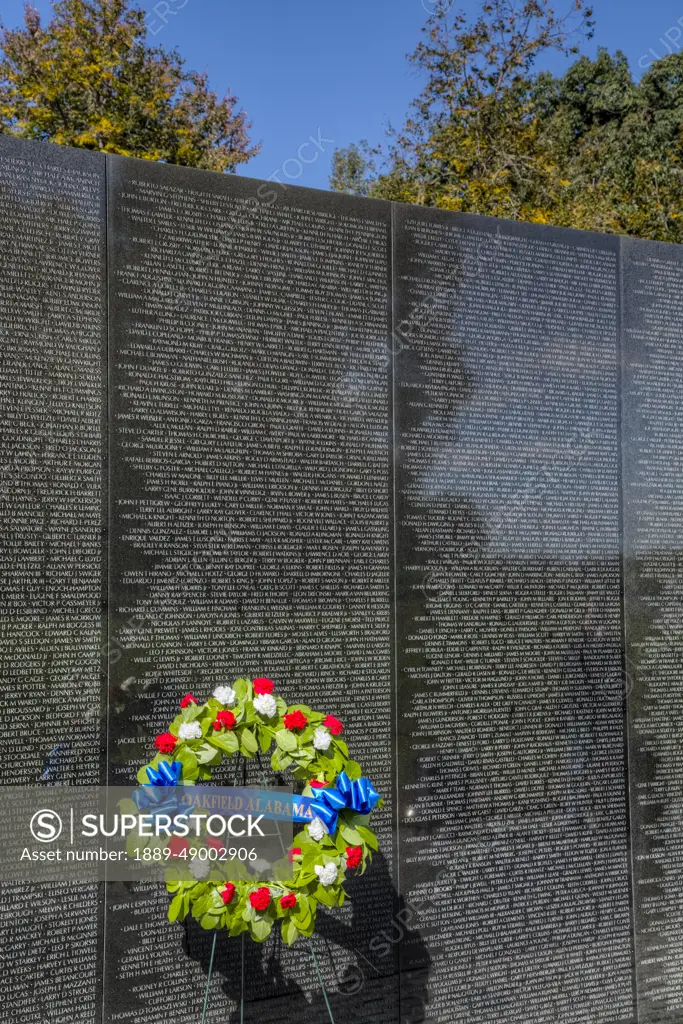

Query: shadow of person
left=183, top=850, right=431, bottom=1024
left=312, top=852, right=432, bottom=1024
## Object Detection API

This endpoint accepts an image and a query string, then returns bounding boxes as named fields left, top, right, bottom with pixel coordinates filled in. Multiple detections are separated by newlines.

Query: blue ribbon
left=132, top=761, right=182, bottom=817
left=297, top=772, right=381, bottom=832
left=145, top=761, right=182, bottom=787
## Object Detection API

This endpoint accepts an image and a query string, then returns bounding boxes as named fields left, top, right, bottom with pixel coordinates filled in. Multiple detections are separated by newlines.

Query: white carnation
left=178, top=722, right=202, bottom=741
left=307, top=816, right=329, bottom=841
left=190, top=858, right=211, bottom=880
left=213, top=685, right=236, bottom=707
left=313, top=727, right=331, bottom=751
left=315, top=862, right=339, bottom=887
left=253, top=693, right=277, bottom=718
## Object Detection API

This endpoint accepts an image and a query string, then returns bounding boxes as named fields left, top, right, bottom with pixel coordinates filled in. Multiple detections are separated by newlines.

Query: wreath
left=135, top=677, right=382, bottom=946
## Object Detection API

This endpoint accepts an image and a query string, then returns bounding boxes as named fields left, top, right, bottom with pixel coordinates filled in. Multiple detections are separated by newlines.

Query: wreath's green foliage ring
left=139, top=678, right=382, bottom=945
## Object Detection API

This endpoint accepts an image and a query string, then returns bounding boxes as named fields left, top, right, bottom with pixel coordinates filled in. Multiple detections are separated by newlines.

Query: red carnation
left=249, top=887, right=271, bottom=911
left=253, top=678, right=274, bottom=695
left=284, top=710, right=307, bottom=731
left=310, top=780, right=327, bottom=789
left=280, top=893, right=297, bottom=910
left=287, top=847, right=302, bottom=864
left=323, top=715, right=344, bottom=736
left=167, top=836, right=189, bottom=858
left=154, top=732, right=177, bottom=754
left=180, top=693, right=197, bottom=708
left=345, top=846, right=363, bottom=870
left=221, top=883, right=236, bottom=905
left=206, top=836, right=226, bottom=855
left=214, top=710, right=236, bottom=731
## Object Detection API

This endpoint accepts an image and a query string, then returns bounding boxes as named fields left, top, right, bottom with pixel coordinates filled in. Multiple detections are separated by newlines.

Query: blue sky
left=2, top=0, right=683, bottom=190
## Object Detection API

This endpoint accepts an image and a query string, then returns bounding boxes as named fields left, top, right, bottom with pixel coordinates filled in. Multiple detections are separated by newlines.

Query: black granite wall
left=0, top=134, right=681, bottom=1024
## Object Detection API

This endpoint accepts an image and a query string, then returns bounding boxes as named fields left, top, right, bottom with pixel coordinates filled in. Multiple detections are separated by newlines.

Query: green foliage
left=331, top=0, right=683, bottom=242
left=329, top=140, right=376, bottom=196
left=0, top=0, right=258, bottom=171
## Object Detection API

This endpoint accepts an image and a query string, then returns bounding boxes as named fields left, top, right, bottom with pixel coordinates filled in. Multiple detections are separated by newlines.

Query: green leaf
left=168, top=893, right=184, bottom=923
left=314, top=884, right=338, bottom=908
left=174, top=746, right=199, bottom=781
left=250, top=916, right=273, bottom=942
left=117, top=798, right=139, bottom=816
left=258, top=727, right=272, bottom=755
left=181, top=703, right=203, bottom=723
left=240, top=727, right=258, bottom=754
left=126, top=831, right=148, bottom=857
left=196, top=742, right=222, bottom=765
left=334, top=830, right=348, bottom=855
left=299, top=914, right=316, bottom=937
left=282, top=918, right=301, bottom=946
left=275, top=729, right=298, bottom=753
left=345, top=761, right=362, bottom=781
left=192, top=896, right=209, bottom=920
left=341, top=825, right=363, bottom=846
left=296, top=893, right=312, bottom=916
left=233, top=678, right=251, bottom=700
left=209, top=731, right=239, bottom=755
left=292, top=902, right=311, bottom=929
left=357, top=825, right=379, bottom=851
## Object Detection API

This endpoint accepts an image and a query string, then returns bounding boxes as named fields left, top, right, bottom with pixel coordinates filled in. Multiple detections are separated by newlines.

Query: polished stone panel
left=105, top=156, right=397, bottom=1023
left=622, top=236, right=683, bottom=1022
left=0, top=136, right=107, bottom=1020
left=393, top=205, right=634, bottom=1024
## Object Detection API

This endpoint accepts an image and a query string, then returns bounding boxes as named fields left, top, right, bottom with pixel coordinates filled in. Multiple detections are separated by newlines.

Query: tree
left=333, top=0, right=594, bottom=216
left=329, top=141, right=375, bottom=197
left=0, top=0, right=258, bottom=172
left=532, top=49, right=683, bottom=239
left=331, top=0, right=683, bottom=241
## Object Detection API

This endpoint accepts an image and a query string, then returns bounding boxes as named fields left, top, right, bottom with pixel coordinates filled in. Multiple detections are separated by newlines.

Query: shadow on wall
left=184, top=850, right=432, bottom=1024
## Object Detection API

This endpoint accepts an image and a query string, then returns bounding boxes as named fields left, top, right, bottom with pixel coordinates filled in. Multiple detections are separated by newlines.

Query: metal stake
left=200, top=933, right=217, bottom=1024
left=199, top=933, right=246, bottom=1023
left=309, top=937, right=335, bottom=1024
left=240, top=933, right=245, bottom=1024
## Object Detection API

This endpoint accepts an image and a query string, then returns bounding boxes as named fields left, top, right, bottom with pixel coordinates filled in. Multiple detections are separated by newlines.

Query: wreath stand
left=198, top=752, right=336, bottom=1024
left=199, top=932, right=335, bottom=1024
